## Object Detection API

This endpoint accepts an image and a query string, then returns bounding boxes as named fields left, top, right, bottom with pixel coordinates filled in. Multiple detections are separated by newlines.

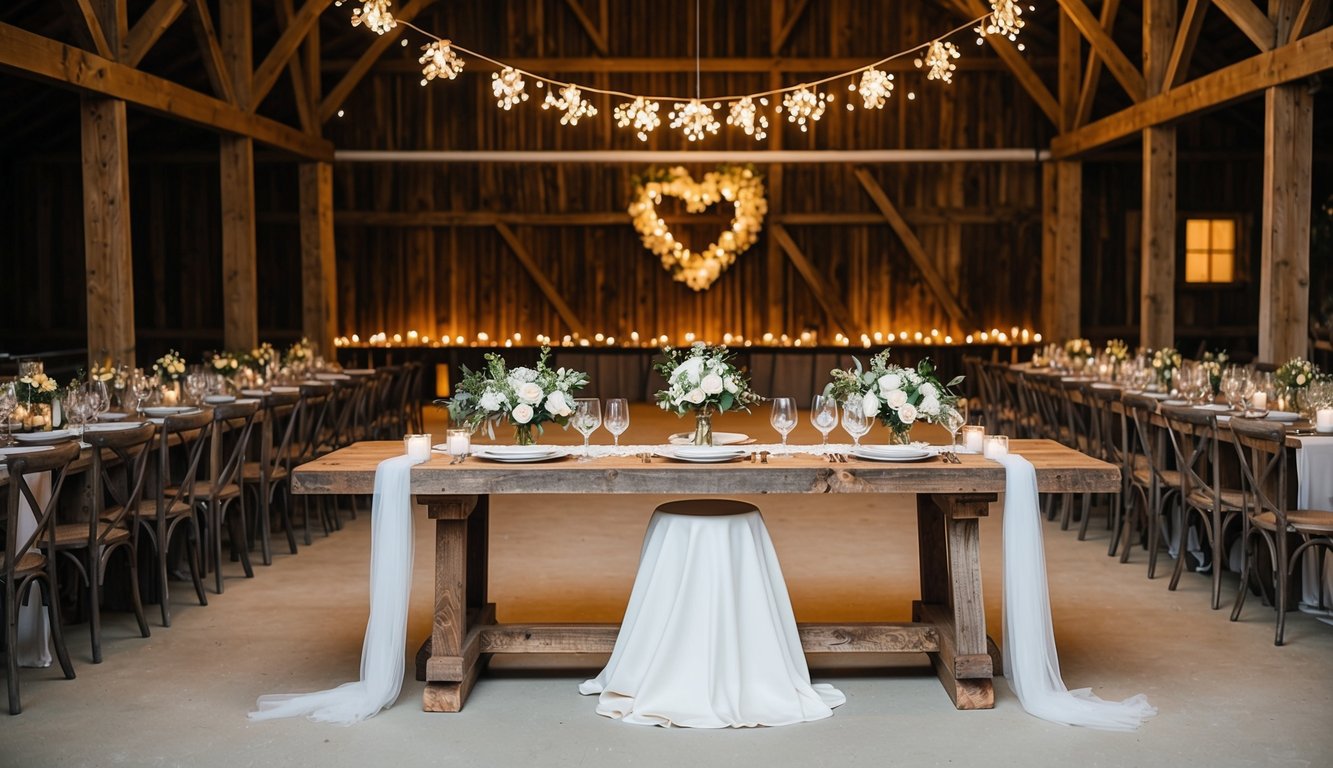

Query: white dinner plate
left=204, top=394, right=236, bottom=404
left=13, top=429, right=77, bottom=444
left=667, top=431, right=751, bottom=446
left=1163, top=399, right=1189, bottom=406
left=1265, top=410, right=1300, bottom=422
left=656, top=448, right=748, bottom=463
left=1090, top=383, right=1121, bottom=390
left=0, top=445, right=55, bottom=457
left=472, top=448, right=564, bottom=463
left=314, top=373, right=351, bottom=381
left=481, top=445, right=560, bottom=458
left=143, top=406, right=194, bottom=417
left=850, top=447, right=934, bottom=462
left=1143, top=392, right=1172, bottom=400
left=271, top=386, right=301, bottom=393
left=83, top=422, right=145, bottom=432
left=241, top=389, right=267, bottom=397
left=98, top=412, right=129, bottom=421
left=1193, top=404, right=1231, bottom=411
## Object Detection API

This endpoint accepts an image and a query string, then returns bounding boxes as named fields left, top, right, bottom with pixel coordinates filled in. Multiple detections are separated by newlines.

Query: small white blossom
left=479, top=390, right=505, bottom=412
left=511, top=403, right=534, bottom=424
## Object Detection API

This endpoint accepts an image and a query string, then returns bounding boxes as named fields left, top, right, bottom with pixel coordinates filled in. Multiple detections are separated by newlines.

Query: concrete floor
left=4, top=407, right=1332, bottom=767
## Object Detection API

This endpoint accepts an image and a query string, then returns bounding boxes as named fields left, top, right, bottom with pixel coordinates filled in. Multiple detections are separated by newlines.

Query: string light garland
left=343, top=1, right=1034, bottom=142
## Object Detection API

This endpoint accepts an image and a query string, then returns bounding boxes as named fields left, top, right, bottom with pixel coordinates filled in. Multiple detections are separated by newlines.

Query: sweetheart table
left=291, top=439, right=1119, bottom=713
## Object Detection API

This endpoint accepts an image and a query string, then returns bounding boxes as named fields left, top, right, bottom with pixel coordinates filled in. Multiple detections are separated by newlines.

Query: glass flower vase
left=692, top=407, right=715, bottom=446
left=887, top=425, right=913, bottom=445
left=514, top=423, right=536, bottom=446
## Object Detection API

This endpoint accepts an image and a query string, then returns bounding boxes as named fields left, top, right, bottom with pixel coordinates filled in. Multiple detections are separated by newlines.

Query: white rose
left=919, top=382, right=939, bottom=399
left=877, top=373, right=902, bottom=394
left=685, top=388, right=706, bottom=404
left=886, top=389, right=908, bottom=409
left=511, top=403, right=534, bottom=424
left=516, top=382, right=544, bottom=404
left=479, top=390, right=504, bottom=412
left=545, top=390, right=573, bottom=417
left=1297, top=373, right=1307, bottom=386
left=672, top=357, right=704, bottom=384
left=701, top=373, right=724, bottom=395
left=860, top=391, right=880, bottom=418
left=723, top=376, right=739, bottom=394
left=898, top=403, right=918, bottom=424
left=918, top=396, right=940, bottom=417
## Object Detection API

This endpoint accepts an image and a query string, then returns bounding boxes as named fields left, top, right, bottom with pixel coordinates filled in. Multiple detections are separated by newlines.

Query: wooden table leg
left=419, top=495, right=489, bottom=713
left=913, top=493, right=996, bottom=710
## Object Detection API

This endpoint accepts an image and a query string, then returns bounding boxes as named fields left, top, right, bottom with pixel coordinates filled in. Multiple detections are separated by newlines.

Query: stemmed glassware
left=841, top=394, right=871, bottom=448
left=572, top=398, right=601, bottom=461
left=65, top=386, right=96, bottom=438
left=809, top=395, right=838, bottom=447
left=88, top=377, right=111, bottom=420
left=604, top=398, right=629, bottom=447
left=0, top=382, right=17, bottom=446
left=131, top=370, right=156, bottom=413
left=185, top=372, right=209, bottom=405
left=941, top=406, right=965, bottom=455
left=769, top=397, right=797, bottom=447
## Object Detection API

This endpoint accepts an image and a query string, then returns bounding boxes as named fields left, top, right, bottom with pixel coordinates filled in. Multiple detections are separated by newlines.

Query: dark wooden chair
left=1228, top=418, right=1333, bottom=644
left=241, top=391, right=303, bottom=565
left=3, top=440, right=79, bottom=714
left=193, top=402, right=258, bottom=594
left=51, top=423, right=155, bottom=662
left=1089, top=384, right=1132, bottom=554
left=1119, top=392, right=1182, bottom=577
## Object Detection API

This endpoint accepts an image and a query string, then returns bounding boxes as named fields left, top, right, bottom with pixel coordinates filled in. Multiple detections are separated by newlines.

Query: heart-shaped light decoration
left=628, top=165, right=767, bottom=291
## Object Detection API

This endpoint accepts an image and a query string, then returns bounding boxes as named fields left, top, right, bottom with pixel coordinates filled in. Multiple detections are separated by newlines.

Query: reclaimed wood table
left=292, top=439, right=1119, bottom=713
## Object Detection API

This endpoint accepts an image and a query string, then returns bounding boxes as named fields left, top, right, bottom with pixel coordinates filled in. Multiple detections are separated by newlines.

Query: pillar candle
left=984, top=435, right=1009, bottom=459
left=1251, top=391, right=1267, bottom=411
left=1317, top=408, right=1333, bottom=433
left=447, top=428, right=471, bottom=457
left=962, top=425, right=985, bottom=453
left=404, top=434, right=432, bottom=461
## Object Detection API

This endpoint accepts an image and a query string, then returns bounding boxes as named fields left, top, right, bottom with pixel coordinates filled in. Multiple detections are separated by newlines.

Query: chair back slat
left=1228, top=417, right=1289, bottom=523
left=3, top=441, right=81, bottom=567
left=86, top=422, right=157, bottom=538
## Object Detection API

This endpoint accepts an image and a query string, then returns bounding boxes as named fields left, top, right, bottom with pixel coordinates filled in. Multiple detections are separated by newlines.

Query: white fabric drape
left=1295, top=437, right=1333, bottom=613
left=998, top=452, right=1157, bottom=731
left=249, top=453, right=424, bottom=725
left=579, top=509, right=844, bottom=727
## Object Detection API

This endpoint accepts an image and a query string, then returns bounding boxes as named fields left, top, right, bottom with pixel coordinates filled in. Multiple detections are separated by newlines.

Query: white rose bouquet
left=1064, top=338, right=1093, bottom=360
left=154, top=349, right=187, bottom=381
left=1105, top=339, right=1130, bottom=363
left=1275, top=357, right=1320, bottom=391
left=208, top=351, right=241, bottom=378
left=653, top=343, right=761, bottom=445
left=825, top=349, right=963, bottom=444
left=248, top=342, right=278, bottom=369
left=441, top=346, right=589, bottom=445
left=285, top=337, right=315, bottom=366
left=1149, top=347, right=1181, bottom=389
left=1201, top=349, right=1229, bottom=395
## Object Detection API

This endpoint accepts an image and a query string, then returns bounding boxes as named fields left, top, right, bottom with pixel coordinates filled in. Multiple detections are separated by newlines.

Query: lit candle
left=1252, top=391, right=1268, bottom=411
left=984, top=435, right=1009, bottom=459
left=962, top=425, right=985, bottom=453
left=162, top=387, right=179, bottom=405
left=447, top=428, right=471, bottom=457
left=1317, top=408, right=1333, bottom=433
left=404, top=434, right=432, bottom=461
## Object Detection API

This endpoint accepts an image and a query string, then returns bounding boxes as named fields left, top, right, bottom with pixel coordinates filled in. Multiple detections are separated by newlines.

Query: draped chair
left=1119, top=393, right=1182, bottom=577
left=241, top=391, right=303, bottom=565
left=1228, top=418, right=1333, bottom=645
left=52, top=423, right=155, bottom=662
left=1159, top=405, right=1246, bottom=609
left=2, top=441, right=79, bottom=714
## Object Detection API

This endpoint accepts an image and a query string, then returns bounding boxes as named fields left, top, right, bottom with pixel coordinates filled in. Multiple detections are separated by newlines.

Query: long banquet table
left=292, top=439, right=1119, bottom=713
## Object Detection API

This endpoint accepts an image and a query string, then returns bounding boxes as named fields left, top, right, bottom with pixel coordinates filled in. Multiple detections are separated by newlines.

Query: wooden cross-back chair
left=192, top=402, right=258, bottom=594
left=1089, top=384, right=1132, bottom=554
left=241, top=390, right=303, bottom=565
left=1119, top=392, right=1183, bottom=577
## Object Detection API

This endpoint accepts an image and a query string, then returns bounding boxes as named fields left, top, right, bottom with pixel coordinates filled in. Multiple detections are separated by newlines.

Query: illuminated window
left=1184, top=218, right=1235, bottom=283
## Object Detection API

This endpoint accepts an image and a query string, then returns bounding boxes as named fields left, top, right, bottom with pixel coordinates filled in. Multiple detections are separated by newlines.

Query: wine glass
left=185, top=372, right=209, bottom=405
left=941, top=406, right=965, bottom=454
left=841, top=394, right=871, bottom=448
left=0, top=381, right=16, bottom=446
left=809, top=394, right=838, bottom=447
left=769, top=397, right=797, bottom=448
left=132, top=371, right=156, bottom=413
left=572, top=398, right=601, bottom=460
left=89, top=378, right=111, bottom=420
left=956, top=395, right=970, bottom=426
left=604, top=398, right=630, bottom=447
left=65, top=387, right=92, bottom=438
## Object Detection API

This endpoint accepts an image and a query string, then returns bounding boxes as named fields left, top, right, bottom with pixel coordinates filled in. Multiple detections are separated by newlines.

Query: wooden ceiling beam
left=250, top=0, right=333, bottom=111
left=853, top=167, right=975, bottom=331
left=1049, top=21, right=1333, bottom=158
left=275, top=0, right=316, bottom=134
left=947, top=0, right=1061, bottom=125
left=773, top=0, right=812, bottom=53
left=0, top=21, right=332, bottom=160
left=187, top=0, right=236, bottom=104
left=320, top=0, right=437, bottom=123
left=1074, top=0, right=1120, bottom=128
left=1055, top=0, right=1147, bottom=102
left=770, top=224, right=863, bottom=340
left=1291, top=0, right=1331, bottom=42
left=61, top=0, right=114, bottom=58
left=122, top=0, right=185, bottom=66
left=494, top=223, right=590, bottom=339
left=1212, top=0, right=1278, bottom=49
left=561, top=0, right=608, bottom=56
left=1163, top=0, right=1210, bottom=88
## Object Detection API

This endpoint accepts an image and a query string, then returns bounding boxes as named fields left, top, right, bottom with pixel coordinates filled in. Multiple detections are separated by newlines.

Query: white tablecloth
left=1295, top=436, right=1333, bottom=612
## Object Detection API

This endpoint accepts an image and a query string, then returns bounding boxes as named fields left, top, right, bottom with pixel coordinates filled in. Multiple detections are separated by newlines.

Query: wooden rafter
left=493, top=223, right=589, bottom=339
left=1074, top=0, right=1120, bottom=128
left=122, top=0, right=186, bottom=66
left=275, top=0, right=315, bottom=134
left=1050, top=22, right=1333, bottom=158
left=0, top=22, right=332, bottom=160
left=1055, top=0, right=1147, bottom=102
left=947, top=0, right=1061, bottom=125
left=250, top=0, right=333, bottom=111
left=770, top=225, right=862, bottom=339
left=1291, top=0, right=1331, bottom=42
left=773, top=0, right=811, bottom=53
left=561, top=0, right=608, bottom=56
left=61, top=0, right=114, bottom=58
left=187, top=0, right=236, bottom=104
left=320, top=0, right=437, bottom=123
left=1212, top=0, right=1277, bottom=49
left=852, top=168, right=975, bottom=331
left=1163, top=0, right=1210, bottom=89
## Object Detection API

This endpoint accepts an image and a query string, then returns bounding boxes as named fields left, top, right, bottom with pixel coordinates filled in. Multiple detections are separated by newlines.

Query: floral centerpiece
left=653, top=343, right=762, bottom=445
left=209, top=351, right=241, bottom=378
left=1275, top=357, right=1322, bottom=414
left=1105, top=339, right=1129, bottom=363
left=154, top=349, right=187, bottom=381
left=1149, top=347, right=1181, bottom=390
left=90, top=357, right=116, bottom=384
left=1063, top=338, right=1093, bottom=369
left=248, top=342, right=278, bottom=369
left=285, top=337, right=315, bottom=367
left=1200, top=349, right=1229, bottom=395
left=825, top=349, right=963, bottom=444
left=441, top=346, right=589, bottom=445
left=15, top=369, right=60, bottom=431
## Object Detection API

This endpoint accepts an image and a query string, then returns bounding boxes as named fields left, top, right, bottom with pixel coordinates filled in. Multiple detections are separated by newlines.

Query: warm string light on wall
left=333, top=327, right=1043, bottom=350
left=337, top=1, right=1033, bottom=141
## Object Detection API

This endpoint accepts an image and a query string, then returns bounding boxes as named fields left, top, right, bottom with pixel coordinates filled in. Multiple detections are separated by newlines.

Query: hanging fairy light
left=351, top=0, right=395, bottom=34
left=725, top=97, right=769, bottom=141
left=776, top=86, right=832, bottom=132
left=669, top=99, right=721, bottom=142
left=976, top=0, right=1027, bottom=41
left=542, top=83, right=598, bottom=125
left=916, top=40, right=961, bottom=84
left=419, top=40, right=464, bottom=85
left=490, top=67, right=529, bottom=110
left=850, top=67, right=894, bottom=110
left=613, top=97, right=662, bottom=141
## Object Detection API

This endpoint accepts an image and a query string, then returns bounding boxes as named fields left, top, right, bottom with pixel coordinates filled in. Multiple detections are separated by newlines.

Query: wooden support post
left=1140, top=0, right=1177, bottom=349
left=765, top=4, right=786, bottom=335
left=300, top=162, right=337, bottom=356
left=81, top=96, right=135, bottom=365
left=1259, top=0, right=1313, bottom=362
left=220, top=0, right=257, bottom=350
left=1042, top=9, right=1084, bottom=342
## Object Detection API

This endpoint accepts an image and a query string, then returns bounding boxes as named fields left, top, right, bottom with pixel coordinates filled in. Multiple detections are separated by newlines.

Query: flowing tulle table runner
left=253, top=446, right=1154, bottom=730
